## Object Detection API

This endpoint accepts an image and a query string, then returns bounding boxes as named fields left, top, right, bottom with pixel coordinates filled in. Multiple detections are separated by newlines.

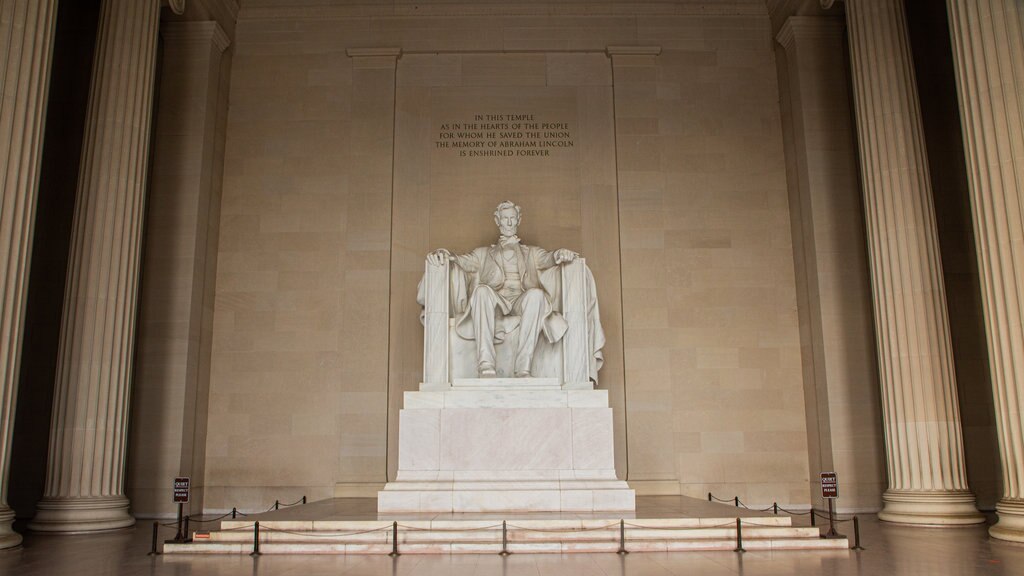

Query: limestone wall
left=203, top=1, right=814, bottom=509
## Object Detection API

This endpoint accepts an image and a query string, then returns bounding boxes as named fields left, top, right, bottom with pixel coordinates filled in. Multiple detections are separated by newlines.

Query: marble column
left=0, top=0, right=58, bottom=548
left=837, top=0, right=983, bottom=525
left=945, top=0, right=1024, bottom=541
left=28, top=0, right=162, bottom=533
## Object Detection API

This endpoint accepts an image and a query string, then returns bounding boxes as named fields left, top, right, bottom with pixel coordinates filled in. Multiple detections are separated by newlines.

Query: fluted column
left=0, top=0, right=58, bottom=548
left=946, top=0, right=1024, bottom=541
left=28, top=0, right=161, bottom=533
left=837, top=0, right=982, bottom=525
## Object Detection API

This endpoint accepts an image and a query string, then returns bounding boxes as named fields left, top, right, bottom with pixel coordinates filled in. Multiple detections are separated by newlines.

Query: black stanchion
left=707, top=492, right=712, bottom=502
left=232, top=507, right=237, bottom=519
left=773, top=502, right=778, bottom=515
left=148, top=521, right=160, bottom=556
left=824, top=499, right=844, bottom=539
left=500, top=521, right=510, bottom=556
left=617, top=519, right=629, bottom=555
left=389, top=521, right=400, bottom=557
left=810, top=509, right=817, bottom=527
left=302, top=496, right=307, bottom=505
left=851, top=516, right=865, bottom=550
left=734, top=496, right=739, bottom=507
left=274, top=499, right=280, bottom=511
left=734, top=518, right=745, bottom=553
left=174, top=502, right=184, bottom=541
left=250, top=522, right=261, bottom=556
left=183, top=516, right=191, bottom=542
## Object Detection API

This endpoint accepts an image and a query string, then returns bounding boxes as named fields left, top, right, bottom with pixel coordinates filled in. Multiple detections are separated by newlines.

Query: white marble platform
left=379, top=384, right=635, bottom=513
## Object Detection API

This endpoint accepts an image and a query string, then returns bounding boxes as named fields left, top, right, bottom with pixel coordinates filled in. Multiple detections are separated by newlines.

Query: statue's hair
left=494, top=200, right=521, bottom=221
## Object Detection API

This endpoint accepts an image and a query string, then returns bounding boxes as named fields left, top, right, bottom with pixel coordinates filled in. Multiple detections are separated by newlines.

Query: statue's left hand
left=554, top=249, right=579, bottom=264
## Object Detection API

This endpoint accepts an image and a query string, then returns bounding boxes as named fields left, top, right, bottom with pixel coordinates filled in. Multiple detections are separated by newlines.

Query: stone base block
left=877, top=489, right=984, bottom=526
left=378, top=480, right=635, bottom=513
left=28, top=495, right=135, bottom=533
left=383, top=387, right=633, bottom=513
left=0, top=506, right=21, bottom=549
left=990, top=499, right=1024, bottom=543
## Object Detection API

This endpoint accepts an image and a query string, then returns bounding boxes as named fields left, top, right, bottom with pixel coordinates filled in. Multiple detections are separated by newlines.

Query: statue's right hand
left=427, top=249, right=452, bottom=267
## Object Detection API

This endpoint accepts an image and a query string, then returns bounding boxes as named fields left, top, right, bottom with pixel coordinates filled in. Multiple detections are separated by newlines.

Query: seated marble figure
left=420, top=201, right=604, bottom=386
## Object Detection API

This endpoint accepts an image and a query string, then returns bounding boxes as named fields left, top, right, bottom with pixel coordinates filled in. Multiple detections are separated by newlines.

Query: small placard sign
left=173, top=477, right=190, bottom=503
left=820, top=472, right=838, bottom=499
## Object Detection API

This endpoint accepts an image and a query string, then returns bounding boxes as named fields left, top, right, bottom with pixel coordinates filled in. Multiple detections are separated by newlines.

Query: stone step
left=217, top=516, right=793, bottom=531
left=167, top=514, right=846, bottom=556
left=203, top=525, right=819, bottom=544
left=166, top=536, right=848, bottom=555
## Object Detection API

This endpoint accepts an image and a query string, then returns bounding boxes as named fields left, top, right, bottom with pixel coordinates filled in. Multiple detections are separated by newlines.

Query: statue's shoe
left=479, top=364, right=497, bottom=377
left=514, top=371, right=531, bottom=378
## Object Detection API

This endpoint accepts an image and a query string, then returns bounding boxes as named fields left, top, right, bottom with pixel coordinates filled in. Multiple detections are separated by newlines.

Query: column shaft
left=843, top=0, right=982, bottom=524
left=0, top=0, right=58, bottom=548
left=946, top=0, right=1024, bottom=541
left=29, top=0, right=160, bottom=532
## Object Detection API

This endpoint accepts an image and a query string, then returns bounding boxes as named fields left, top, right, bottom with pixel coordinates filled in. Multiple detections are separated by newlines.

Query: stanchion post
left=851, top=516, right=865, bottom=550
left=302, top=496, right=307, bottom=505
left=617, top=519, right=629, bottom=555
left=232, top=507, right=237, bottom=519
left=389, top=521, right=400, bottom=557
left=825, top=498, right=842, bottom=538
left=707, top=492, right=712, bottom=502
left=174, top=502, right=184, bottom=541
left=183, top=516, right=190, bottom=542
left=734, top=496, right=739, bottom=507
left=773, top=502, right=778, bottom=515
left=250, top=521, right=261, bottom=556
left=734, top=518, right=745, bottom=553
left=500, top=520, right=510, bottom=556
left=148, top=521, right=160, bottom=555
left=274, top=499, right=280, bottom=511
left=810, top=509, right=816, bottom=527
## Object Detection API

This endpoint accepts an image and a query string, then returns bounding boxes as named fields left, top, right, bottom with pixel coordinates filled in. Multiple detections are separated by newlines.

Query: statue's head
left=494, top=201, right=521, bottom=237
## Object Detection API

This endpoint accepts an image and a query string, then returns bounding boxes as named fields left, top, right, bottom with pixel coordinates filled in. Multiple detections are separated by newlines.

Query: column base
left=990, top=499, right=1024, bottom=542
left=28, top=496, right=135, bottom=533
left=0, top=505, right=22, bottom=549
left=878, top=489, right=984, bottom=526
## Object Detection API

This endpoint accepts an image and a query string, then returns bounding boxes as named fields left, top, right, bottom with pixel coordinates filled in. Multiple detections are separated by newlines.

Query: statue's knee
left=522, top=288, right=545, bottom=304
left=471, top=285, right=497, bottom=304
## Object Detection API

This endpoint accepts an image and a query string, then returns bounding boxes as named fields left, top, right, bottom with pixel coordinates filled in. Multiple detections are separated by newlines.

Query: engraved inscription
left=435, top=114, right=575, bottom=158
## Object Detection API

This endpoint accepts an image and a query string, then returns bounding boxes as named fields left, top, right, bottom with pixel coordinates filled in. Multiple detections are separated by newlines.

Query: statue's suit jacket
left=450, top=243, right=568, bottom=345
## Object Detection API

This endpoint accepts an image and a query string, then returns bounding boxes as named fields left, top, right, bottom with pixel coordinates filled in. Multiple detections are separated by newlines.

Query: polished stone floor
left=2, top=499, right=1024, bottom=575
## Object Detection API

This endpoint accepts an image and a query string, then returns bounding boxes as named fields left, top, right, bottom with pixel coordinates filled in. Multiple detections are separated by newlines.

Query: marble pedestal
left=378, top=380, right=634, bottom=513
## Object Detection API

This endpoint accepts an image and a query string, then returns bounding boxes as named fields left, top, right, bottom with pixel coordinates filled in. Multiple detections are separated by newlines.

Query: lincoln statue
left=427, top=201, right=582, bottom=378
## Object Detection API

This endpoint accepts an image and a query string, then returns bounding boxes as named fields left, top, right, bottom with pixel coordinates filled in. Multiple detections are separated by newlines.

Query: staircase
left=164, top=516, right=848, bottom=554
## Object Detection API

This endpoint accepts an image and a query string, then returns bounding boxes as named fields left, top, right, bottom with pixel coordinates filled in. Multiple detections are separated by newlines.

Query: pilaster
left=345, top=47, right=398, bottom=488
left=776, top=16, right=885, bottom=512
left=128, top=20, right=230, bottom=518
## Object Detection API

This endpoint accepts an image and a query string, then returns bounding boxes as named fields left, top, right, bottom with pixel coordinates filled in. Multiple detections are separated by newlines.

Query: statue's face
left=495, top=207, right=520, bottom=237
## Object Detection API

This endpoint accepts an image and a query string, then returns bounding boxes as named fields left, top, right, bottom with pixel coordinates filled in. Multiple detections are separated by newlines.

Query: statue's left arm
left=534, top=247, right=579, bottom=270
